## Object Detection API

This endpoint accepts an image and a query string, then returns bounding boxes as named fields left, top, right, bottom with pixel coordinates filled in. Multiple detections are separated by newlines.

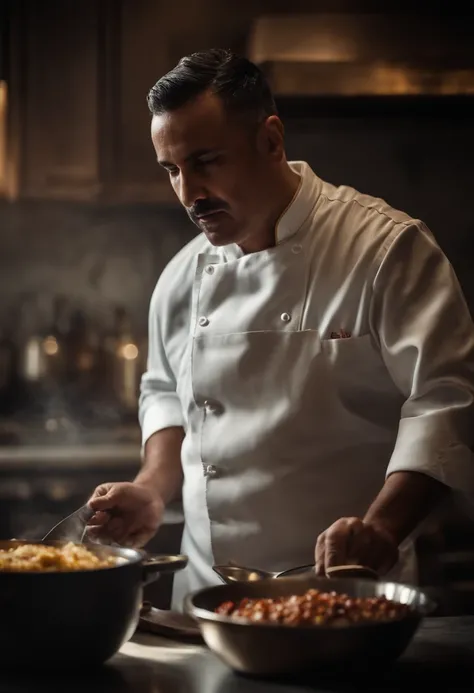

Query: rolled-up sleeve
left=370, top=222, right=474, bottom=493
left=139, top=283, right=184, bottom=447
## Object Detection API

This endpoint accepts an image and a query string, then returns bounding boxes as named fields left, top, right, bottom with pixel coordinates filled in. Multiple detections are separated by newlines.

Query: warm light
left=121, top=343, right=139, bottom=360
left=78, top=353, right=94, bottom=371
left=43, top=336, right=59, bottom=356
left=0, top=81, right=6, bottom=196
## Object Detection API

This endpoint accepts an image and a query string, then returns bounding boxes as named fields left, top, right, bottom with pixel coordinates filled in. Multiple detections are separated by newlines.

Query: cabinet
left=20, top=0, right=101, bottom=200
left=6, top=0, right=174, bottom=202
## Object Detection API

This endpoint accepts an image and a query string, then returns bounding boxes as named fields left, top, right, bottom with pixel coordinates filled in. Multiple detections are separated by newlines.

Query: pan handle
left=141, top=553, right=188, bottom=586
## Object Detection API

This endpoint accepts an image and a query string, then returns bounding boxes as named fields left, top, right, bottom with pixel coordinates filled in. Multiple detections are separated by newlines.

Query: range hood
left=247, top=14, right=474, bottom=97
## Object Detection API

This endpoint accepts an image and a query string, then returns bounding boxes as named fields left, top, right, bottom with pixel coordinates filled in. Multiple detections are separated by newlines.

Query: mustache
left=187, top=199, right=228, bottom=221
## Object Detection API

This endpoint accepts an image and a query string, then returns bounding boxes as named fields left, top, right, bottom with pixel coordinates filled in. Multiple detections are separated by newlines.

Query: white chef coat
left=139, top=161, right=474, bottom=609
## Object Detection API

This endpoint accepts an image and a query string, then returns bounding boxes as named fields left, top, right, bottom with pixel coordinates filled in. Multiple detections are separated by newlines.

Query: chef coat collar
left=222, top=161, right=321, bottom=261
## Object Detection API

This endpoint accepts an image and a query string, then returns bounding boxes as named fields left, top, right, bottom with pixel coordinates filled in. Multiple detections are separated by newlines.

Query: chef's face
left=151, top=90, right=285, bottom=248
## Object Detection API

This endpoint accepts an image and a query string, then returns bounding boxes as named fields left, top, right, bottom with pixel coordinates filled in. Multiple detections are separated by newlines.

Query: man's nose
left=176, top=171, right=207, bottom=209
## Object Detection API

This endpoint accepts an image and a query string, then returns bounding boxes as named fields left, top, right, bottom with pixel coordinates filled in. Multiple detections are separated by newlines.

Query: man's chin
left=197, top=218, right=238, bottom=246
left=201, top=228, right=235, bottom=246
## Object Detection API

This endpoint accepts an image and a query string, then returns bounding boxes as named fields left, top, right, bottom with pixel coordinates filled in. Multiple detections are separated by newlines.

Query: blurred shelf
left=0, top=443, right=141, bottom=468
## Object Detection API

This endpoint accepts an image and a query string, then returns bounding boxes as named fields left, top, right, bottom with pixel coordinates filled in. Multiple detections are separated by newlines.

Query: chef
left=87, top=48, right=474, bottom=608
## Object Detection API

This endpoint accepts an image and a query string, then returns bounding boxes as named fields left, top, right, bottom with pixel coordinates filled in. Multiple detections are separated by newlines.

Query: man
left=87, top=48, right=474, bottom=608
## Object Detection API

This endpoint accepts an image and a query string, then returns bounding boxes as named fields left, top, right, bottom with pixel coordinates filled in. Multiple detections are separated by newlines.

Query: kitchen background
left=1, top=0, right=474, bottom=610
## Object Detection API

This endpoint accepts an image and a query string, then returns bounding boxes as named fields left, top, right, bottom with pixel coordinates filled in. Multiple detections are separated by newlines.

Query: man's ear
left=257, top=115, right=285, bottom=161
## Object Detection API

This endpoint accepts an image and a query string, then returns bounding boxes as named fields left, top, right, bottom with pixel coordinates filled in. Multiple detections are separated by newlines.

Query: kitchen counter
left=1, top=616, right=473, bottom=692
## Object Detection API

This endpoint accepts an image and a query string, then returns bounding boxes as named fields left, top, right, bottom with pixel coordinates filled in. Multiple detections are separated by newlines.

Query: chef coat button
left=204, top=399, right=222, bottom=415
left=205, top=265, right=214, bottom=275
left=291, top=243, right=302, bottom=254
left=198, top=316, right=209, bottom=327
left=205, top=464, right=218, bottom=478
left=281, top=312, right=291, bottom=323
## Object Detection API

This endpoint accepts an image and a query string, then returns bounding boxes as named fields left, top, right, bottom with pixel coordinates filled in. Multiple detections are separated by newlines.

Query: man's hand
left=315, top=517, right=398, bottom=577
left=86, top=481, right=164, bottom=548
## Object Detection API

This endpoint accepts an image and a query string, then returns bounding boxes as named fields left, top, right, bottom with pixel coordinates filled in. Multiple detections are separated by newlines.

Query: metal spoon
left=42, top=505, right=94, bottom=542
left=212, top=562, right=378, bottom=584
left=213, top=564, right=282, bottom=583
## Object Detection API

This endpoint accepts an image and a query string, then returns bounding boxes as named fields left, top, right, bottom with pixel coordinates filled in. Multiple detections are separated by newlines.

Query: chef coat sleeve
left=370, top=221, right=474, bottom=493
left=139, top=281, right=184, bottom=447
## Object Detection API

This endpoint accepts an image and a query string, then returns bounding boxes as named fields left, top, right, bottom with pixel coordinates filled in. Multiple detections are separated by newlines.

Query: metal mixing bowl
left=185, top=575, right=435, bottom=676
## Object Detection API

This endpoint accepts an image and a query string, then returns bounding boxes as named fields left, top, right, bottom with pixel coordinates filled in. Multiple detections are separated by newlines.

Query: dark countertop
left=1, top=616, right=474, bottom=692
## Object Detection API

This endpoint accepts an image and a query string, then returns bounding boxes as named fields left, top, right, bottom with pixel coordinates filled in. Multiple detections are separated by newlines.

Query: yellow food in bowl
left=0, top=542, right=117, bottom=572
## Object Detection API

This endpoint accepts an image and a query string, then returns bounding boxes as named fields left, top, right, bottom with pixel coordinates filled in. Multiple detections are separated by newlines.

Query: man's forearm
left=363, top=470, right=449, bottom=545
left=134, top=427, right=185, bottom=505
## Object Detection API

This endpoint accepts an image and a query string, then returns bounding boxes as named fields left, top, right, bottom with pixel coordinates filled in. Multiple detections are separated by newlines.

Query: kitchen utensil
left=212, top=563, right=314, bottom=583
left=42, top=504, right=94, bottom=542
left=212, top=562, right=378, bottom=584
left=326, top=564, right=379, bottom=579
left=0, top=539, right=188, bottom=669
left=185, top=575, right=435, bottom=676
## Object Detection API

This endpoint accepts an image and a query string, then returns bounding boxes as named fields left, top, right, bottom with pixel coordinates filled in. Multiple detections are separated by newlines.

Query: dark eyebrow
left=158, top=148, right=220, bottom=168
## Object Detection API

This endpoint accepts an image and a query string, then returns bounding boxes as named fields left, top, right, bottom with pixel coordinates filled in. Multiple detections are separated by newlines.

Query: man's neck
left=239, top=165, right=301, bottom=254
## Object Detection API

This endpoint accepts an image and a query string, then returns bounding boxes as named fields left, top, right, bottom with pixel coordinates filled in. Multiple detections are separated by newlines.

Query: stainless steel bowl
left=185, top=575, right=435, bottom=676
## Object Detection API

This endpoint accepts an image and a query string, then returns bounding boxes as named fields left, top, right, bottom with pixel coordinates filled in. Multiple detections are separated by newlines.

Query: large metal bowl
left=185, top=575, right=435, bottom=676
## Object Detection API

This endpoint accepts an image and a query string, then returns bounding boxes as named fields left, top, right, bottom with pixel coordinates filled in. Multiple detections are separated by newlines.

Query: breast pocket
left=319, top=335, right=403, bottom=426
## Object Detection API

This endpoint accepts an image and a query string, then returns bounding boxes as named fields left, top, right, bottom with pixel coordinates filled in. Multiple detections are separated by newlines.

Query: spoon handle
left=42, top=505, right=94, bottom=542
left=326, top=564, right=379, bottom=580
